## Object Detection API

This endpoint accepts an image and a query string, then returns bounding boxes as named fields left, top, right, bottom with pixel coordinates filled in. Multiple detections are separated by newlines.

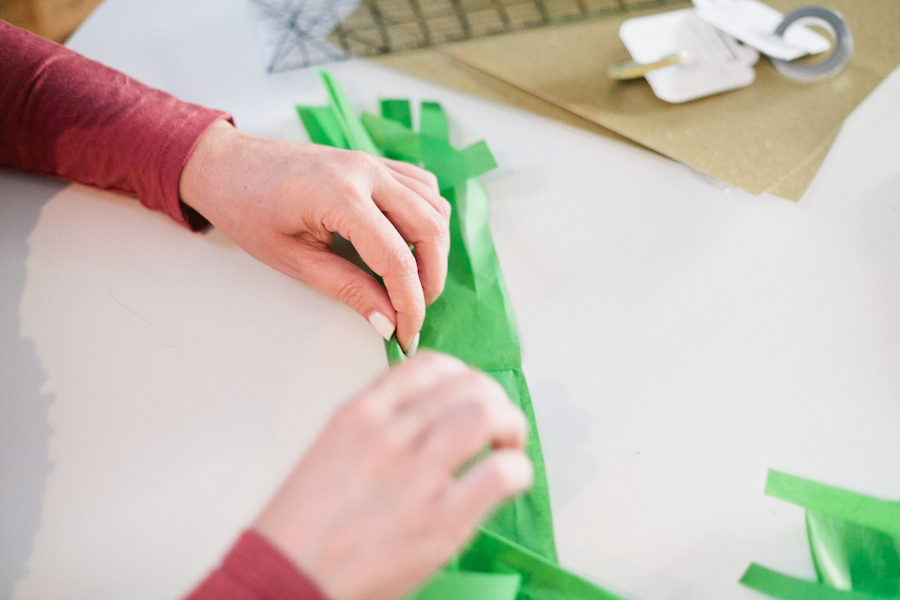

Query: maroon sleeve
left=186, top=530, right=328, bottom=600
left=0, top=19, right=232, bottom=230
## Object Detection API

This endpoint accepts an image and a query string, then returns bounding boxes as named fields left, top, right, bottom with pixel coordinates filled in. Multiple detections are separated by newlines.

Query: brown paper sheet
left=374, top=49, right=639, bottom=145
left=374, top=1, right=900, bottom=200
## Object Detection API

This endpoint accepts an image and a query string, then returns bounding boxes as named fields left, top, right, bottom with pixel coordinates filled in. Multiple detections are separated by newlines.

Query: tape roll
left=771, top=6, right=853, bottom=83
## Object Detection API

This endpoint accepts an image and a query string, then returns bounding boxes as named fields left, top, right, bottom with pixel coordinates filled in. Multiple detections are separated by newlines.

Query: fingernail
left=368, top=311, right=395, bottom=341
left=404, top=332, right=420, bottom=357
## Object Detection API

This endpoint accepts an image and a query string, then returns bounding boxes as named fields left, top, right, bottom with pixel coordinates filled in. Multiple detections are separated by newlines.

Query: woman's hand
left=179, top=121, right=450, bottom=354
left=252, top=352, right=534, bottom=600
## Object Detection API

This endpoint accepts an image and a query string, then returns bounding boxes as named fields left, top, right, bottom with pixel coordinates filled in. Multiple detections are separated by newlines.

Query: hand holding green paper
left=298, top=69, right=628, bottom=600
left=179, top=116, right=449, bottom=354
left=253, top=352, right=534, bottom=600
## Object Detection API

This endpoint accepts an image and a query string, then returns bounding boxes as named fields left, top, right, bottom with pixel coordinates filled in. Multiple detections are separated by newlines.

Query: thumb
left=293, top=247, right=399, bottom=342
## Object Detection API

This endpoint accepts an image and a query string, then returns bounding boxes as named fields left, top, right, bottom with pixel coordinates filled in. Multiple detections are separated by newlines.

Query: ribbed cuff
left=156, top=108, right=233, bottom=231
left=185, top=530, right=327, bottom=600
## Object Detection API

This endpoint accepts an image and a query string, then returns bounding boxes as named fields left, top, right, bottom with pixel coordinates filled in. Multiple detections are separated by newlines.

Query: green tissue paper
left=742, top=470, right=900, bottom=600
left=297, top=69, right=626, bottom=600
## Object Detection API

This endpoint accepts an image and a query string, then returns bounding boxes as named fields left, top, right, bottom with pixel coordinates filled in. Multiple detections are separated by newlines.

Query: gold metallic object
left=607, top=49, right=693, bottom=80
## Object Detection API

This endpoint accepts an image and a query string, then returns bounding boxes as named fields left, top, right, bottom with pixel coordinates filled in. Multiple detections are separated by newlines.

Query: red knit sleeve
left=186, top=530, right=328, bottom=600
left=0, top=19, right=232, bottom=230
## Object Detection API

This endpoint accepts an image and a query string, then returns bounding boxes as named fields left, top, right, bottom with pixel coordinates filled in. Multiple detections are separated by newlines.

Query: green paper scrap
left=742, top=471, right=900, bottom=600
left=296, top=105, right=349, bottom=149
left=420, top=101, right=449, bottom=141
left=464, top=528, right=629, bottom=600
left=766, top=471, right=900, bottom=538
left=297, top=71, right=636, bottom=600
left=422, top=138, right=499, bottom=191
left=461, top=141, right=499, bottom=179
left=807, top=511, right=900, bottom=596
left=361, top=113, right=422, bottom=164
left=385, top=337, right=407, bottom=365
left=407, top=570, right=521, bottom=600
left=315, top=68, right=381, bottom=156
left=740, top=564, right=888, bottom=600
left=361, top=112, right=498, bottom=191
left=381, top=99, right=412, bottom=129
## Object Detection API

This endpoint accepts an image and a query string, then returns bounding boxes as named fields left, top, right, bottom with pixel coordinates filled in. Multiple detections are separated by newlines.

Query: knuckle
left=437, top=197, right=452, bottom=219
left=466, top=400, right=492, bottom=430
left=335, top=395, right=380, bottom=429
left=482, top=458, right=519, bottom=495
left=386, top=245, right=418, bottom=276
left=334, top=277, right=368, bottom=310
left=407, top=351, right=466, bottom=380
left=442, top=519, right=474, bottom=549
left=371, top=423, right=407, bottom=456
left=408, top=350, right=444, bottom=370
left=512, top=407, right=528, bottom=436
left=470, top=370, right=505, bottom=401
left=347, top=149, right=376, bottom=170
left=335, top=181, right=369, bottom=209
left=336, top=179, right=362, bottom=198
left=423, top=209, right=449, bottom=240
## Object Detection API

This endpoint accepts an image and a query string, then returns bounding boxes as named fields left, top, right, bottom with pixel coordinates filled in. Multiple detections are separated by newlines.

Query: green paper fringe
left=297, top=70, right=626, bottom=600
left=742, top=471, right=900, bottom=599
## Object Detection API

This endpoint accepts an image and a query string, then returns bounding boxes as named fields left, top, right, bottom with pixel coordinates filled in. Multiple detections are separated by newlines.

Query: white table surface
left=2, top=1, right=900, bottom=599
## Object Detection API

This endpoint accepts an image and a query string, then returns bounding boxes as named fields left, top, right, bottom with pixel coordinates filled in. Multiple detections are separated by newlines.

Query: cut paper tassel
left=297, top=69, right=627, bottom=600
left=742, top=470, right=900, bottom=600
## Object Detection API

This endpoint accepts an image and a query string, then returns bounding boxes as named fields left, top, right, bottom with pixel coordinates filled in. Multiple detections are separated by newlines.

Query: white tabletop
left=2, top=1, right=900, bottom=599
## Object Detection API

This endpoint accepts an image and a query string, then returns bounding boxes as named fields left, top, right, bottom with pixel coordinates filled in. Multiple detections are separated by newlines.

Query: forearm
left=0, top=19, right=230, bottom=229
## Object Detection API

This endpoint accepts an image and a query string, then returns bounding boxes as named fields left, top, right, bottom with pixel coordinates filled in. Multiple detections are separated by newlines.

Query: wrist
left=179, top=119, right=237, bottom=218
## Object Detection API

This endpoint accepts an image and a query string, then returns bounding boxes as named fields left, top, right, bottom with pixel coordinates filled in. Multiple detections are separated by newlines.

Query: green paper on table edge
left=742, top=470, right=900, bottom=600
left=297, top=69, right=627, bottom=600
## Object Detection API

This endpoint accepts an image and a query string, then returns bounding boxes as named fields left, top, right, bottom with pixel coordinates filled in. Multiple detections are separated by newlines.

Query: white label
left=693, top=0, right=832, bottom=60
left=619, top=9, right=758, bottom=103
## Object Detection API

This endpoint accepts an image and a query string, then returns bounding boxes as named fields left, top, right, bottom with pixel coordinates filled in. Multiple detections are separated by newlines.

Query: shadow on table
left=0, top=169, right=67, bottom=599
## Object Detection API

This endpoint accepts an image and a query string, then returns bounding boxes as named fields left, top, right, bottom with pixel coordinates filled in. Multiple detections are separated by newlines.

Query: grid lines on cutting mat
left=251, top=0, right=689, bottom=71
left=335, top=0, right=686, bottom=55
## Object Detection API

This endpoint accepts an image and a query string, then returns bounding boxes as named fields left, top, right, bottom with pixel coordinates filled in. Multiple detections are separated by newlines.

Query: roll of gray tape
left=771, top=6, right=853, bottom=83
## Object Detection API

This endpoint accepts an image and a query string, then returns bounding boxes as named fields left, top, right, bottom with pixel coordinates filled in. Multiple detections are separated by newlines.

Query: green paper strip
left=464, top=528, right=629, bottom=600
left=420, top=101, right=449, bottom=141
left=484, top=368, right=555, bottom=560
left=461, top=140, right=499, bottom=179
left=315, top=68, right=381, bottom=156
left=381, top=99, right=412, bottom=129
left=361, top=113, right=422, bottom=163
left=739, top=564, right=890, bottom=600
left=407, top=570, right=521, bottom=600
left=422, top=136, right=498, bottom=191
left=385, top=336, right=406, bottom=366
left=362, top=112, right=499, bottom=191
left=808, top=509, right=900, bottom=595
left=766, top=471, right=900, bottom=537
left=418, top=180, right=521, bottom=370
left=296, top=105, right=349, bottom=149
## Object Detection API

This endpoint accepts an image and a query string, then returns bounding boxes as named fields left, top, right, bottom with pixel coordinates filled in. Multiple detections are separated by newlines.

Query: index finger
left=342, top=202, right=426, bottom=353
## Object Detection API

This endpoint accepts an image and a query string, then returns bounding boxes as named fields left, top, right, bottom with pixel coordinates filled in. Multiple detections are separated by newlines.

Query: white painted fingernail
left=405, top=332, right=420, bottom=357
left=368, top=311, right=395, bottom=341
